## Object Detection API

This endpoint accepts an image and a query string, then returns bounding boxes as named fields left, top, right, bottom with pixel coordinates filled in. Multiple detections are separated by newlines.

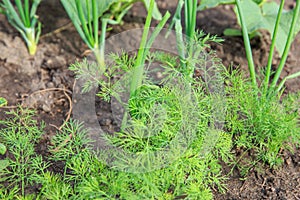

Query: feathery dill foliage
left=54, top=108, right=230, bottom=199
left=65, top=22, right=231, bottom=197
left=4, top=48, right=298, bottom=199
left=0, top=102, right=231, bottom=199
left=0, top=107, right=46, bottom=198
left=224, top=69, right=300, bottom=171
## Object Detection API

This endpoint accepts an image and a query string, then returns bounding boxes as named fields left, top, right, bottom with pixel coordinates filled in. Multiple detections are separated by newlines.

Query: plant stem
left=277, top=70, right=300, bottom=93
left=175, top=19, right=187, bottom=68
left=143, top=12, right=171, bottom=61
left=185, top=0, right=197, bottom=54
left=269, top=0, right=300, bottom=93
left=26, top=28, right=37, bottom=55
left=21, top=150, right=25, bottom=197
left=92, top=0, right=106, bottom=73
left=130, top=0, right=155, bottom=95
left=171, top=0, right=186, bottom=68
left=24, top=0, right=30, bottom=26
left=99, top=19, right=107, bottom=67
left=263, top=0, right=285, bottom=96
left=236, top=0, right=257, bottom=89
left=87, top=0, right=93, bottom=35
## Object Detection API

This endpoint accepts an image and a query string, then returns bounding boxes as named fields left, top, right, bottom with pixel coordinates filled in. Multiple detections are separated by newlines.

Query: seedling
left=1, top=0, right=42, bottom=55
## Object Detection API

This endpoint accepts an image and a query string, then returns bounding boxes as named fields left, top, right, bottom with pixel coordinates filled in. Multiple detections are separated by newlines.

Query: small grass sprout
left=1, top=0, right=42, bottom=55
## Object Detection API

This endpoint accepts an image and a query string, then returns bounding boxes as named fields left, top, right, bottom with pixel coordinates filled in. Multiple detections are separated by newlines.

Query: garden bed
left=0, top=0, right=299, bottom=199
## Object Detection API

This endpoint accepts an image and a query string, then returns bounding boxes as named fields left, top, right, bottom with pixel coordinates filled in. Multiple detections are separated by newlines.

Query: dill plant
left=224, top=68, right=300, bottom=169
left=196, top=0, right=300, bottom=170
left=68, top=0, right=231, bottom=199
left=0, top=107, right=46, bottom=199
left=0, top=108, right=92, bottom=199
left=219, top=0, right=300, bottom=170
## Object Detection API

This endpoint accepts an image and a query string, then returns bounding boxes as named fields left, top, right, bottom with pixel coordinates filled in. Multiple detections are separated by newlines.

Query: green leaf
left=142, top=0, right=162, bottom=20
left=198, top=0, right=234, bottom=10
left=2, top=0, right=26, bottom=30
left=0, top=97, right=7, bottom=107
left=0, top=143, right=6, bottom=155
left=234, top=0, right=300, bottom=56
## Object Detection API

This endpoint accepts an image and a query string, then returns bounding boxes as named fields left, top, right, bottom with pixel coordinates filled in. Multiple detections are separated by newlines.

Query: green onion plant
left=61, top=0, right=162, bottom=75
left=61, top=0, right=120, bottom=72
left=168, top=0, right=197, bottom=78
left=0, top=0, right=42, bottom=55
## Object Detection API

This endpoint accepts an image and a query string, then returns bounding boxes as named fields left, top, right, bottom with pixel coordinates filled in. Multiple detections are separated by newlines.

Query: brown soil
left=0, top=0, right=299, bottom=199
